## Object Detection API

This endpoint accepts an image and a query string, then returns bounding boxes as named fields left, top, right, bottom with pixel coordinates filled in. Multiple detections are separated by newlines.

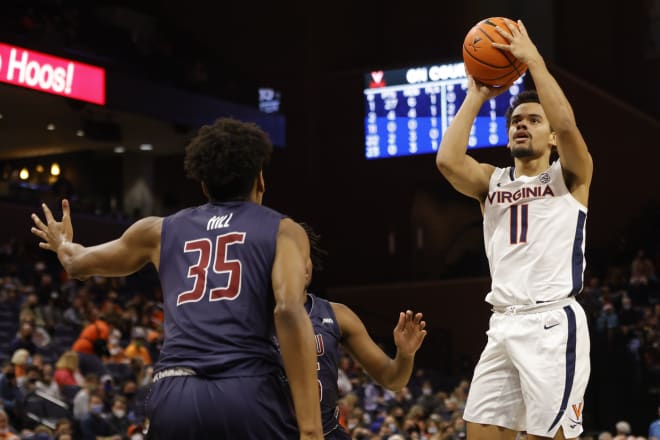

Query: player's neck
left=512, top=156, right=550, bottom=178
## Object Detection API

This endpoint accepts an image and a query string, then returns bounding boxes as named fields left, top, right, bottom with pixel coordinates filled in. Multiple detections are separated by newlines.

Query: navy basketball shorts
left=145, top=373, right=299, bottom=439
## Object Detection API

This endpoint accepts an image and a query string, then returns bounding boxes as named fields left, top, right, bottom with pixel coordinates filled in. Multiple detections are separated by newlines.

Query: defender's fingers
left=42, top=203, right=56, bottom=224
left=61, top=199, right=71, bottom=220
left=31, top=227, right=47, bottom=240
left=38, top=242, right=52, bottom=251
left=518, top=20, right=528, bottom=36
left=31, top=213, right=48, bottom=231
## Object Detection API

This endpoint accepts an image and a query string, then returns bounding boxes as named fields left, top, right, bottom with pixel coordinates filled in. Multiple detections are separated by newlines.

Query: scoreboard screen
left=364, top=62, right=524, bottom=160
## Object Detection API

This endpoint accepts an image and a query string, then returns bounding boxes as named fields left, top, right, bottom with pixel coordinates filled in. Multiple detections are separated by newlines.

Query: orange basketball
left=462, top=17, right=528, bottom=87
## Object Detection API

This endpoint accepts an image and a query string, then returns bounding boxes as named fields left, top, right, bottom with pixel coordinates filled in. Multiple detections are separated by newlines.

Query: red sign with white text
left=0, top=42, right=105, bottom=105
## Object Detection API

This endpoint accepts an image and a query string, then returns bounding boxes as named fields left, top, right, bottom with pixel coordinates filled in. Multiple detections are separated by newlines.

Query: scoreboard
left=364, top=62, right=524, bottom=159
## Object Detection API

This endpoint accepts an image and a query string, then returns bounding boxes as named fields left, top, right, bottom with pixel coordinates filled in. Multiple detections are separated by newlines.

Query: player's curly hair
left=298, top=222, right=328, bottom=274
left=184, top=118, right=273, bottom=201
left=505, top=89, right=540, bottom=128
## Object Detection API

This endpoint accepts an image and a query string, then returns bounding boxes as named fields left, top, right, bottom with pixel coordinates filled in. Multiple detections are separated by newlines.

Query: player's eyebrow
left=512, top=113, right=544, bottom=120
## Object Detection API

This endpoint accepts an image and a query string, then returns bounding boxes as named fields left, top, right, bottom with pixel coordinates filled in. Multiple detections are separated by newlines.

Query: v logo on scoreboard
left=370, top=71, right=384, bottom=84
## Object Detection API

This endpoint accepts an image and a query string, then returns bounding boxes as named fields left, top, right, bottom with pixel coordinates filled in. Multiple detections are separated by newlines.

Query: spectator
left=615, top=420, right=632, bottom=439
left=79, top=393, right=120, bottom=440
left=649, top=405, right=660, bottom=440
left=123, top=327, right=151, bottom=366
left=107, top=395, right=131, bottom=439
left=0, top=409, right=19, bottom=440
left=631, top=249, right=656, bottom=287
left=71, top=314, right=110, bottom=376
left=36, top=363, right=61, bottom=400
left=73, top=373, right=100, bottom=421
left=8, top=322, right=37, bottom=356
left=54, top=351, right=83, bottom=387
left=10, top=349, right=30, bottom=382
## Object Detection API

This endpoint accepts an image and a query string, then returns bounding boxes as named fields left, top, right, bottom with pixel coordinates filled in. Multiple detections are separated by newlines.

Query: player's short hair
left=505, top=89, right=540, bottom=128
left=184, top=118, right=273, bottom=201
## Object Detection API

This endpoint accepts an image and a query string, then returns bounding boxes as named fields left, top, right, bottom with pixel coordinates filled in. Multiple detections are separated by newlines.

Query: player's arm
left=435, top=77, right=498, bottom=202
left=272, top=218, right=322, bottom=440
left=31, top=199, right=161, bottom=279
left=332, top=302, right=426, bottom=391
left=494, top=20, right=593, bottom=204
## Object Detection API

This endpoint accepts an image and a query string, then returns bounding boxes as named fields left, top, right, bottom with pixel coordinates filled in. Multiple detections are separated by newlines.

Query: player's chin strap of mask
left=152, top=367, right=196, bottom=383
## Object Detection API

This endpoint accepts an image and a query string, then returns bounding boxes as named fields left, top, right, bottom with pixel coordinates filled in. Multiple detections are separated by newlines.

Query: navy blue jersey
left=157, top=201, right=285, bottom=378
left=306, top=294, right=342, bottom=435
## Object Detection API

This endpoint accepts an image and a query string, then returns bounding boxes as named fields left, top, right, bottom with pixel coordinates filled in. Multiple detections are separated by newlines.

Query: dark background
left=1, top=0, right=660, bottom=435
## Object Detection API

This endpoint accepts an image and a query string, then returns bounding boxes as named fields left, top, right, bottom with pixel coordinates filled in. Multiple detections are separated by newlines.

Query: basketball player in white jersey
left=436, top=21, right=593, bottom=440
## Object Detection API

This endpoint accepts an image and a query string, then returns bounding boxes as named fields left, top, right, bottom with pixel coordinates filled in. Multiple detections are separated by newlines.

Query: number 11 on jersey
left=510, top=204, right=528, bottom=244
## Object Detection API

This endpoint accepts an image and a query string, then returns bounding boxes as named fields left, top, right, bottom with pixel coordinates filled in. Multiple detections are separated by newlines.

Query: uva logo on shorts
left=539, top=172, right=551, bottom=184
left=568, top=402, right=584, bottom=429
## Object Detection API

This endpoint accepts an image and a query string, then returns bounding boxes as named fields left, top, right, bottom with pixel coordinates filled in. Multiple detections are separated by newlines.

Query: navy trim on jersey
left=570, top=211, right=587, bottom=296
left=547, top=305, right=577, bottom=433
left=509, top=167, right=515, bottom=181
left=520, top=204, right=528, bottom=242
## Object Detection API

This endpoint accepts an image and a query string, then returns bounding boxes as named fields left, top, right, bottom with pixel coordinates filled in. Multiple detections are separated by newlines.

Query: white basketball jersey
left=483, top=160, right=587, bottom=306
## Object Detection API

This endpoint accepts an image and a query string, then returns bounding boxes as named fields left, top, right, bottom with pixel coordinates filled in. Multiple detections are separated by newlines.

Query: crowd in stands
left=0, top=221, right=658, bottom=439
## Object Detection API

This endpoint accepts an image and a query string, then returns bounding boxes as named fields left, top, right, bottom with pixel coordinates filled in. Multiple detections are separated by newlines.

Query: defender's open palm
left=31, top=199, right=73, bottom=253
left=491, top=20, right=541, bottom=66
left=393, top=310, right=427, bottom=357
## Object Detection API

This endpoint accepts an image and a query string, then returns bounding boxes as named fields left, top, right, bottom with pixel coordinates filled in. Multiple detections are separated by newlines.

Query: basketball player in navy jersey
left=30, top=118, right=323, bottom=440
left=436, top=21, right=593, bottom=440
left=299, top=224, right=427, bottom=439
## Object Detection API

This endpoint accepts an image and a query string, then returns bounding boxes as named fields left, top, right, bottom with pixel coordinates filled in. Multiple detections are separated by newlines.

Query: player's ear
left=201, top=182, right=210, bottom=199
left=257, top=171, right=265, bottom=194
left=549, top=131, right=557, bottom=148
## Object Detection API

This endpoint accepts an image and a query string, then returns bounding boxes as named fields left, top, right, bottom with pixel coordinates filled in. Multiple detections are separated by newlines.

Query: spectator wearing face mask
left=107, top=396, right=131, bottom=439
left=79, top=392, right=121, bottom=440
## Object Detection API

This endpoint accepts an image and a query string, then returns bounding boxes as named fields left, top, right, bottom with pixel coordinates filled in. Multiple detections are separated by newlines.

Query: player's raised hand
left=393, top=310, right=427, bottom=357
left=466, top=75, right=508, bottom=101
left=31, top=199, right=74, bottom=253
left=491, top=20, right=542, bottom=66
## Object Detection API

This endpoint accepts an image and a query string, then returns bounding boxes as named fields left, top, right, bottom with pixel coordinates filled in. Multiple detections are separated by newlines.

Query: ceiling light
left=139, top=144, right=153, bottom=151
left=47, top=123, right=55, bottom=131
left=114, top=146, right=125, bottom=154
left=50, top=163, right=61, bottom=176
left=76, top=130, right=85, bottom=137
left=19, top=168, right=29, bottom=180
left=35, top=164, right=45, bottom=173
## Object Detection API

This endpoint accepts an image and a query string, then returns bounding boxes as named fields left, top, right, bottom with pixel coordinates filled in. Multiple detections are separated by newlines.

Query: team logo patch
left=539, top=172, right=551, bottom=184
left=322, top=318, right=334, bottom=325
left=568, top=402, right=584, bottom=429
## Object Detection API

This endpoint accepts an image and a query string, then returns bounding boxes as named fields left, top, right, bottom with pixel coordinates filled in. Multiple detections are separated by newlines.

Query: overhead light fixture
left=19, top=167, right=29, bottom=180
left=47, top=123, right=56, bottom=131
left=139, top=143, right=153, bottom=151
left=114, top=146, right=125, bottom=154
left=35, top=164, right=45, bottom=173
left=76, top=130, right=85, bottom=137
left=50, top=163, right=61, bottom=176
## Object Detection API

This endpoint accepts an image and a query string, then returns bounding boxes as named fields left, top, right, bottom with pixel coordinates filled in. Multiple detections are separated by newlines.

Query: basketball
left=462, top=17, right=528, bottom=87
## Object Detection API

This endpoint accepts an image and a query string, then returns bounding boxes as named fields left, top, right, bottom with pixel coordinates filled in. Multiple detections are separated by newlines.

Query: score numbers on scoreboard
left=364, top=62, right=524, bottom=159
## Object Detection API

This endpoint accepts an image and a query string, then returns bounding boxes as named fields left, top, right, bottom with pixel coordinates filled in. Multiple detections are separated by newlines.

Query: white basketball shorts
left=462, top=298, right=590, bottom=438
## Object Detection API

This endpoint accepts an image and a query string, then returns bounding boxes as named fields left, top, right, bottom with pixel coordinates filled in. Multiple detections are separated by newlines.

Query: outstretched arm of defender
left=333, top=303, right=427, bottom=391
left=31, top=199, right=161, bottom=279
left=435, top=77, right=498, bottom=202
left=493, top=20, right=593, bottom=202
